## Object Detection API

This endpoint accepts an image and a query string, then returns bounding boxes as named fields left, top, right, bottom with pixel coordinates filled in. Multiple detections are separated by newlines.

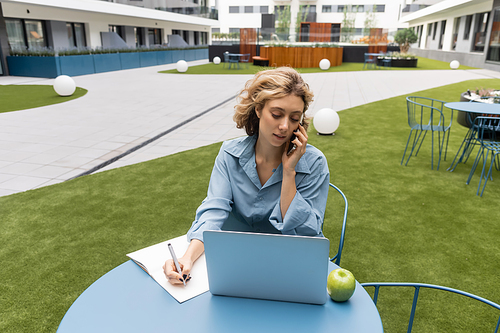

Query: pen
left=168, top=243, right=186, bottom=286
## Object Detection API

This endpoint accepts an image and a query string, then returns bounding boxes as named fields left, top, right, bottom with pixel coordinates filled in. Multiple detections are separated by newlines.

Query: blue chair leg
left=467, top=146, right=485, bottom=185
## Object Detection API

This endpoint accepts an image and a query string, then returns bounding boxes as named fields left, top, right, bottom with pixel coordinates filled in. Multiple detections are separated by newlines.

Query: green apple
left=327, top=268, right=356, bottom=302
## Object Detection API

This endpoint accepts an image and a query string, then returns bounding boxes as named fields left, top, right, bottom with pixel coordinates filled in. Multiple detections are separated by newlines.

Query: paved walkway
left=1, top=60, right=500, bottom=197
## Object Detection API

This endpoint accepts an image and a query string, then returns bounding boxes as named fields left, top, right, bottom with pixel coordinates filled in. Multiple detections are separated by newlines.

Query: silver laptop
left=203, top=230, right=330, bottom=305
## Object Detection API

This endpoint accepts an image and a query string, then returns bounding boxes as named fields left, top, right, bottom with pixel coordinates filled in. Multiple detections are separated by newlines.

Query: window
left=25, top=20, right=45, bottom=49
left=211, top=28, right=220, bottom=33
left=260, top=6, right=268, bottom=14
left=229, top=28, right=240, bottom=33
left=356, top=5, right=364, bottom=13
left=337, top=5, right=345, bottom=13
left=464, top=15, right=473, bottom=40
left=244, top=6, right=253, bottom=13
left=149, top=28, right=162, bottom=45
left=472, top=12, right=489, bottom=52
left=487, top=8, right=500, bottom=61
left=438, top=20, right=446, bottom=49
left=322, top=5, right=332, bottom=13
left=427, top=23, right=432, bottom=37
left=5, top=18, right=47, bottom=50
left=432, top=22, right=438, bottom=40
left=229, top=6, right=239, bottom=14
left=5, top=19, right=25, bottom=50
left=331, top=23, right=340, bottom=42
left=452, top=17, right=460, bottom=50
left=375, top=5, right=385, bottom=12
left=135, top=27, right=144, bottom=47
left=194, top=31, right=199, bottom=45
left=182, top=30, right=189, bottom=44
left=66, top=22, right=86, bottom=48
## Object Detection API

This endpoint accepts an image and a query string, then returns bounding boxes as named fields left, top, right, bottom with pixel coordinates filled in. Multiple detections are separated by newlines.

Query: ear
left=255, top=105, right=261, bottom=119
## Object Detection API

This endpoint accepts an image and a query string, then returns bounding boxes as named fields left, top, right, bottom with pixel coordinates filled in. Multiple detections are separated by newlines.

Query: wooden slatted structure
left=259, top=46, right=343, bottom=68
left=239, top=28, right=257, bottom=59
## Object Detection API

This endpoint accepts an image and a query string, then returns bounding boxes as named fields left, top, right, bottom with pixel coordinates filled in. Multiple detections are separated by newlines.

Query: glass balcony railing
left=155, top=6, right=218, bottom=20
left=97, top=0, right=218, bottom=20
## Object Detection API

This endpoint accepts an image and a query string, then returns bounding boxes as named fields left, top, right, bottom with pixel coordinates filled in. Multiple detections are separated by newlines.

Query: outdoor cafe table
left=227, top=53, right=246, bottom=69
left=57, top=260, right=384, bottom=332
left=445, top=102, right=500, bottom=170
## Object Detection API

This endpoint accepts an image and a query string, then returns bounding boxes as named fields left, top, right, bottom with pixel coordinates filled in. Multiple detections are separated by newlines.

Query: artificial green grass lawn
left=0, top=85, right=87, bottom=113
left=1, top=78, right=499, bottom=332
left=160, top=56, right=476, bottom=75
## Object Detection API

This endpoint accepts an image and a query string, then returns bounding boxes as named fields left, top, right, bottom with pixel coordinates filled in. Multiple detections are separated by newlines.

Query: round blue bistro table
left=444, top=101, right=500, bottom=115
left=57, top=261, right=384, bottom=333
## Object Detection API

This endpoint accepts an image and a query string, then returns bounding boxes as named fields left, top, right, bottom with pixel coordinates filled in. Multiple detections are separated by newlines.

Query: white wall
left=215, top=0, right=408, bottom=38
left=2, top=1, right=213, bottom=48
left=406, top=1, right=493, bottom=53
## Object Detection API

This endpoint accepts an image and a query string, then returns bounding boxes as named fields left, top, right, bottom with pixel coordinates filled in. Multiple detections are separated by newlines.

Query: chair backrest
left=464, top=97, right=500, bottom=128
left=325, top=183, right=348, bottom=266
left=361, top=282, right=500, bottom=333
left=241, top=53, right=250, bottom=62
left=406, top=96, right=452, bottom=130
left=473, top=116, right=500, bottom=142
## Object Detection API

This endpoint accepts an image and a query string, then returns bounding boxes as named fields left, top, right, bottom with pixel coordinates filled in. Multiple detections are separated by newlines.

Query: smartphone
left=287, top=114, right=304, bottom=156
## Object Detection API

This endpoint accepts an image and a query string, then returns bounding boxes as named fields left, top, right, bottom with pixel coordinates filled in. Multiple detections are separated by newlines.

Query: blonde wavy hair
left=233, top=67, right=314, bottom=136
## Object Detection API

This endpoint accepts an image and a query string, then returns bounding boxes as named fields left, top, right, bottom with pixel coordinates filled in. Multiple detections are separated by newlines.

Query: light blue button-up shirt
left=187, top=135, right=330, bottom=242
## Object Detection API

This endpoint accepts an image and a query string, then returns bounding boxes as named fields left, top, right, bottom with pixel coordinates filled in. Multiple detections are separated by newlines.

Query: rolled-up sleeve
left=187, top=145, right=234, bottom=242
left=268, top=155, right=330, bottom=236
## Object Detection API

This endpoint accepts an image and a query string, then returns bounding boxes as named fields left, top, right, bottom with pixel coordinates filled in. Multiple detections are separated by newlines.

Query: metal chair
left=222, top=52, right=229, bottom=69
left=325, top=183, right=348, bottom=266
left=240, top=53, right=251, bottom=69
left=363, top=53, right=377, bottom=69
left=228, top=53, right=240, bottom=69
left=401, top=96, right=453, bottom=170
left=379, top=52, right=392, bottom=69
left=466, top=115, right=500, bottom=196
left=361, top=282, right=500, bottom=333
left=448, top=96, right=500, bottom=172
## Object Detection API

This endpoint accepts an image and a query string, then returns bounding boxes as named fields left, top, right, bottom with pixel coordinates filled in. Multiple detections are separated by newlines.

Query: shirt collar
left=224, top=135, right=312, bottom=175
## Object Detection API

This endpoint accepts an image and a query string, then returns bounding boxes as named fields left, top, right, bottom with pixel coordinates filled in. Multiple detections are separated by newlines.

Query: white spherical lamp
left=319, top=59, right=331, bottom=71
left=313, top=108, right=340, bottom=135
left=450, top=60, right=460, bottom=69
left=53, top=75, right=76, bottom=96
left=213, top=56, right=221, bottom=65
left=176, top=60, right=188, bottom=73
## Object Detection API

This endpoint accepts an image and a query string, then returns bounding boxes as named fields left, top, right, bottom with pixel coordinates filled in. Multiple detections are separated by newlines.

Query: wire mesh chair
left=222, top=52, right=229, bottom=69
left=324, top=183, right=348, bottom=266
left=240, top=53, right=251, bottom=69
left=401, top=96, right=453, bottom=170
left=363, top=53, right=377, bottom=69
left=466, top=115, right=500, bottom=196
left=361, top=282, right=500, bottom=333
left=448, top=97, right=500, bottom=172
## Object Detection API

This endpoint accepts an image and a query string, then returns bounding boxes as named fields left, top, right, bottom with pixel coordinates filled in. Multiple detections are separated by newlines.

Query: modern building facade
left=402, top=0, right=500, bottom=71
left=0, top=0, right=218, bottom=75
left=213, top=0, right=409, bottom=43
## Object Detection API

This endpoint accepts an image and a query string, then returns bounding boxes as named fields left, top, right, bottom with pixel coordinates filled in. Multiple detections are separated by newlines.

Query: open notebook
left=127, top=235, right=209, bottom=303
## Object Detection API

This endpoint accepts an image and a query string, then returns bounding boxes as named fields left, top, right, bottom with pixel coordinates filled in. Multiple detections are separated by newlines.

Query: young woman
left=164, top=67, right=330, bottom=285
